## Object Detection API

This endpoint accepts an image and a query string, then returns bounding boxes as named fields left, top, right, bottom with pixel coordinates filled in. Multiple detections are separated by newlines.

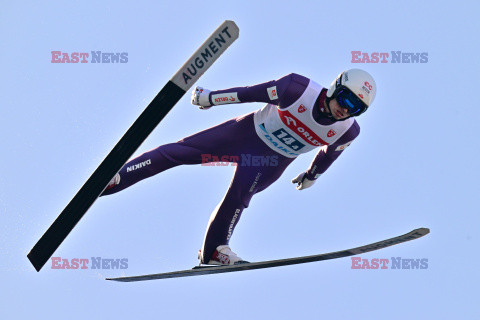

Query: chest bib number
left=272, top=128, right=305, bottom=151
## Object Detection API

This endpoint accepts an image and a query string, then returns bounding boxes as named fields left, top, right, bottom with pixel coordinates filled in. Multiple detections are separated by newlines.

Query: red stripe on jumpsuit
left=277, top=109, right=327, bottom=146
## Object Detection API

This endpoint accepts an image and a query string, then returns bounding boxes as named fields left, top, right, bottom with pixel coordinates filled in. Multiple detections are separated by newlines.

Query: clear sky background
left=1, top=1, right=479, bottom=319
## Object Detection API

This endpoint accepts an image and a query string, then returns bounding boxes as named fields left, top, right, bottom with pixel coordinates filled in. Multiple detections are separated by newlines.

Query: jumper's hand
left=291, top=172, right=317, bottom=190
left=191, top=86, right=212, bottom=110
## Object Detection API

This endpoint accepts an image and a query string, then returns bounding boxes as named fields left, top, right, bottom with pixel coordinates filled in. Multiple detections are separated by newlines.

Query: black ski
left=27, top=21, right=240, bottom=272
left=106, top=227, right=429, bottom=282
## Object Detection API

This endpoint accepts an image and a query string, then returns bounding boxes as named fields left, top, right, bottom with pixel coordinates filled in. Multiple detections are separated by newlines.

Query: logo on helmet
left=361, top=81, right=372, bottom=95
left=358, top=94, right=364, bottom=99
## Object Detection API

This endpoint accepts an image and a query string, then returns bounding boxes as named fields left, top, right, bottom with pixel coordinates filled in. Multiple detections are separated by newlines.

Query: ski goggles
left=333, top=86, right=368, bottom=116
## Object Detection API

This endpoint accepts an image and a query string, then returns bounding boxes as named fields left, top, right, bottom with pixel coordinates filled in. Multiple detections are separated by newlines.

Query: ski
left=27, top=21, right=240, bottom=272
left=106, top=227, right=429, bottom=282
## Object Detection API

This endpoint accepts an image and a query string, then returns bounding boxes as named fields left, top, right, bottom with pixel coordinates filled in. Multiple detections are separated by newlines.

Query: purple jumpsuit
left=101, top=73, right=360, bottom=262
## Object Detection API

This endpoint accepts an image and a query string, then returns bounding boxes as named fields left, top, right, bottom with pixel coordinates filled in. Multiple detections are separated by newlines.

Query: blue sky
left=1, top=1, right=479, bottom=319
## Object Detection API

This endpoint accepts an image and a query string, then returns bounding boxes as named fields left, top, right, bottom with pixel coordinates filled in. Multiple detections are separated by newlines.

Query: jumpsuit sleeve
left=304, top=120, right=360, bottom=180
left=208, top=73, right=311, bottom=109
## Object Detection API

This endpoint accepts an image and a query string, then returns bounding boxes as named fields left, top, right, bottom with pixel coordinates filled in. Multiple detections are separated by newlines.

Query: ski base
left=106, top=227, right=429, bottom=282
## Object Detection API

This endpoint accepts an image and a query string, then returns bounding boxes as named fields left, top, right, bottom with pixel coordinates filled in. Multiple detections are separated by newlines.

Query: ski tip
left=224, top=20, right=239, bottom=33
left=415, top=227, right=430, bottom=235
left=27, top=252, right=43, bottom=272
left=105, top=277, right=125, bottom=282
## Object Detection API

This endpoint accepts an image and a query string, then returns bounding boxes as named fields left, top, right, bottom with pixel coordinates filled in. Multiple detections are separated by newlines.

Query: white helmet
left=326, top=68, right=376, bottom=117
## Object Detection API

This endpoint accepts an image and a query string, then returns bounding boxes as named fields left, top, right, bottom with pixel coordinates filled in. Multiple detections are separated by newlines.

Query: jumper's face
left=327, top=98, right=350, bottom=120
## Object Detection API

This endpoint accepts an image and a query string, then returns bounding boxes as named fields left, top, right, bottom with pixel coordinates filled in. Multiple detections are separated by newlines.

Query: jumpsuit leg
left=101, top=114, right=256, bottom=196
left=200, top=139, right=295, bottom=262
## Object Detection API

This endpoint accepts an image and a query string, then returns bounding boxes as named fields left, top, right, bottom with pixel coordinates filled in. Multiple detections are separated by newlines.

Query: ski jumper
left=101, top=73, right=360, bottom=262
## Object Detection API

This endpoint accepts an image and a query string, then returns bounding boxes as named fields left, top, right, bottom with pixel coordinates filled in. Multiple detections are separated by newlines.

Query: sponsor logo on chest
left=277, top=109, right=327, bottom=146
